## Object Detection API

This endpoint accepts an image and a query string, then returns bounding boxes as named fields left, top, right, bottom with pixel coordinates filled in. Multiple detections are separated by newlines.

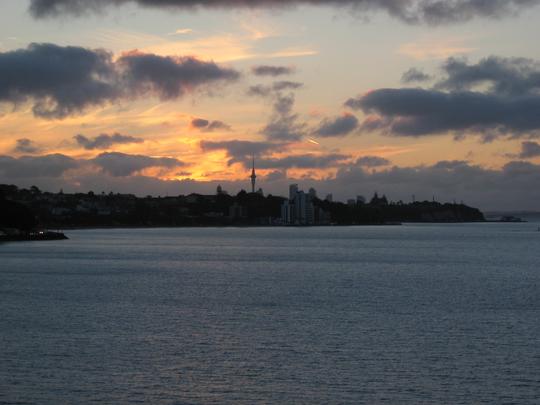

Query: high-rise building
left=289, top=184, right=299, bottom=201
left=282, top=184, right=322, bottom=225
left=294, top=190, right=306, bottom=224
left=280, top=199, right=292, bottom=224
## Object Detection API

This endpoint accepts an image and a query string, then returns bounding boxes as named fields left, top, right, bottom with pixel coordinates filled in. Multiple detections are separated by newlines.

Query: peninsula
left=1, top=183, right=484, bottom=232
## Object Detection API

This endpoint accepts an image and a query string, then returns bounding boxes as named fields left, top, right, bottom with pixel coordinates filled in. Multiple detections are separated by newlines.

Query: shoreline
left=56, top=220, right=492, bottom=231
left=3, top=221, right=534, bottom=242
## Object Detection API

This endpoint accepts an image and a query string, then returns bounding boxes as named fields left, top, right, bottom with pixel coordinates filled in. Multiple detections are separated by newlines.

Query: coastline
left=0, top=231, right=68, bottom=243
left=56, top=220, right=492, bottom=231
left=6, top=219, right=532, bottom=242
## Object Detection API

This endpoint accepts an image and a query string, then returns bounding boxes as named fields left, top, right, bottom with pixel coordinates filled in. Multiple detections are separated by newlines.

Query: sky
left=1, top=0, right=540, bottom=210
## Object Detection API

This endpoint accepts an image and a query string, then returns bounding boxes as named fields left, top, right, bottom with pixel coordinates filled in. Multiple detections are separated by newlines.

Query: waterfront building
left=280, top=199, right=292, bottom=224
left=289, top=184, right=299, bottom=201
left=281, top=184, right=326, bottom=225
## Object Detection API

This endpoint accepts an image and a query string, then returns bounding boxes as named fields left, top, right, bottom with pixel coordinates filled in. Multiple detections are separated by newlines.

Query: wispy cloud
left=143, top=34, right=317, bottom=62
left=169, top=28, right=194, bottom=36
left=398, top=38, right=475, bottom=60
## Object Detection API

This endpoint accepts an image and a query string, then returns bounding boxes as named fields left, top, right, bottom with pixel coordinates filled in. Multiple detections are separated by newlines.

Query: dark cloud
left=347, top=56, right=540, bottom=139
left=200, top=140, right=287, bottom=164
left=92, top=152, right=184, bottom=176
left=0, top=43, right=116, bottom=119
left=401, top=68, right=432, bottom=83
left=29, top=0, right=540, bottom=25
left=191, top=118, right=210, bottom=128
left=436, top=56, right=540, bottom=95
left=118, top=51, right=239, bottom=100
left=348, top=87, right=540, bottom=138
left=13, top=138, right=42, bottom=154
left=191, top=118, right=231, bottom=132
left=356, top=155, right=390, bottom=167
left=0, top=151, right=184, bottom=179
left=314, top=113, right=359, bottom=137
left=252, top=65, right=295, bottom=77
left=250, top=79, right=307, bottom=141
left=0, top=154, right=78, bottom=178
left=74, top=133, right=144, bottom=150
left=261, top=93, right=307, bottom=141
left=518, top=141, right=540, bottom=158
left=248, top=81, right=303, bottom=97
left=0, top=43, right=240, bottom=119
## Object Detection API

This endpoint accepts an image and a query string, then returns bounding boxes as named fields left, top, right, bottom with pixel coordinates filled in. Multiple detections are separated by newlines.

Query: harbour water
left=1, top=223, right=539, bottom=404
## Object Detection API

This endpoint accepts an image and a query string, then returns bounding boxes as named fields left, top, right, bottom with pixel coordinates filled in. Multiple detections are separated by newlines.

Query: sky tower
left=250, top=156, right=257, bottom=193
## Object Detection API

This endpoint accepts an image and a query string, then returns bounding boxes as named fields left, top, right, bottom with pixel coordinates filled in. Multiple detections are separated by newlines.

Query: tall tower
left=250, top=156, right=257, bottom=193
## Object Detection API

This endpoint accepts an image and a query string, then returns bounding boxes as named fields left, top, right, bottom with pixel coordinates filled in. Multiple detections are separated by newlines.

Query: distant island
left=1, top=184, right=485, bottom=236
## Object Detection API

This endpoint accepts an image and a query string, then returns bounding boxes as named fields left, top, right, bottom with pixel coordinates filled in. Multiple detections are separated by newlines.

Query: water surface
left=1, top=224, right=539, bottom=404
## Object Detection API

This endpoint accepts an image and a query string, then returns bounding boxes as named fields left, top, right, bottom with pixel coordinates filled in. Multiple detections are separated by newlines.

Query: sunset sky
left=1, top=0, right=540, bottom=210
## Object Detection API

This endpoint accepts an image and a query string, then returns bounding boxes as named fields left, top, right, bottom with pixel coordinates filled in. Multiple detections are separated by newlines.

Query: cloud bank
left=29, top=0, right=540, bottom=25
left=347, top=56, right=540, bottom=140
left=0, top=154, right=78, bottom=178
left=0, top=152, right=184, bottom=179
left=3, top=152, right=540, bottom=210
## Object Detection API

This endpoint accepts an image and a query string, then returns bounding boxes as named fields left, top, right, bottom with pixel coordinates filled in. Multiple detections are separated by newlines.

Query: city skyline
left=1, top=1, right=540, bottom=210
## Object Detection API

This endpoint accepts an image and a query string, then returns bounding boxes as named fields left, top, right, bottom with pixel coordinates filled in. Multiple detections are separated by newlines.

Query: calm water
left=1, top=224, right=539, bottom=404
